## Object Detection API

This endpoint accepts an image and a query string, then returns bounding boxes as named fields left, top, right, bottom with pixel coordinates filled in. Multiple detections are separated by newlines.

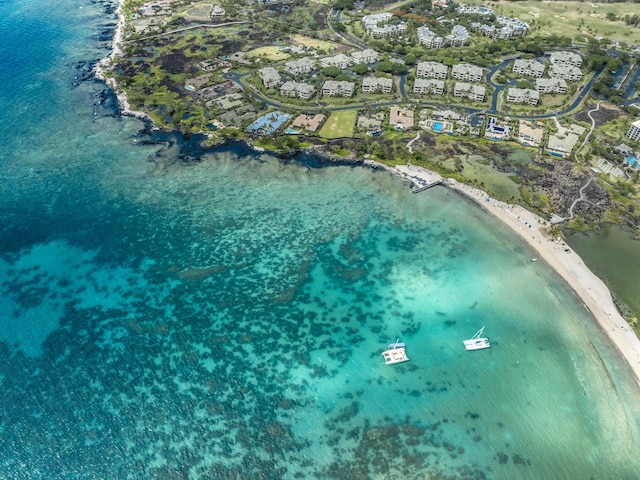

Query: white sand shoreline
left=96, top=1, right=640, bottom=385
left=392, top=163, right=640, bottom=385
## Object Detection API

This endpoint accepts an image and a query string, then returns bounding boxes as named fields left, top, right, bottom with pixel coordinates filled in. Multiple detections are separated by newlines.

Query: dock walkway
left=395, top=165, right=444, bottom=193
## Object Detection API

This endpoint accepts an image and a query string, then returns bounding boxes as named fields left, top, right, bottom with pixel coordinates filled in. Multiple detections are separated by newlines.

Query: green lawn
left=318, top=110, right=358, bottom=138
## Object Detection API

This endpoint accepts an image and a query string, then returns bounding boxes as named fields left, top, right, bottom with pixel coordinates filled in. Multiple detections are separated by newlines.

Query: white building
left=284, top=58, right=316, bottom=75
left=506, top=87, right=539, bottom=105
left=518, top=121, right=544, bottom=146
left=413, top=79, right=445, bottom=95
left=549, top=65, right=582, bottom=81
left=627, top=119, right=640, bottom=141
left=513, top=59, right=545, bottom=78
left=446, top=25, right=469, bottom=46
left=454, top=82, right=485, bottom=101
left=547, top=132, right=580, bottom=157
left=452, top=63, right=483, bottom=82
left=362, top=77, right=393, bottom=94
left=322, top=80, right=355, bottom=97
left=321, top=54, right=353, bottom=69
left=362, top=13, right=407, bottom=38
left=550, top=51, right=582, bottom=68
left=280, top=81, right=315, bottom=100
left=416, top=61, right=448, bottom=79
left=351, top=49, right=379, bottom=65
left=536, top=78, right=567, bottom=94
left=258, top=67, right=281, bottom=88
left=417, top=26, right=443, bottom=48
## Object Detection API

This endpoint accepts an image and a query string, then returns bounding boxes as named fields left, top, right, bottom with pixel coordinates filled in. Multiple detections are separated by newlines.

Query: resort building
left=416, top=61, right=448, bottom=79
left=536, top=78, right=567, bottom=94
left=518, top=121, right=544, bottom=146
left=627, top=119, right=640, bottom=141
left=362, top=13, right=407, bottom=38
left=496, top=16, right=529, bottom=36
left=290, top=114, right=326, bottom=132
left=549, top=65, right=583, bottom=81
left=547, top=132, right=580, bottom=157
left=471, top=16, right=528, bottom=39
left=506, top=87, right=539, bottom=105
left=258, top=67, right=281, bottom=88
left=614, top=144, right=634, bottom=157
left=351, top=49, right=380, bottom=65
left=284, top=58, right=316, bottom=76
left=320, top=54, right=353, bottom=69
left=545, top=124, right=583, bottom=157
left=485, top=116, right=511, bottom=140
left=413, top=79, right=445, bottom=95
left=454, top=82, right=486, bottom=102
left=433, top=109, right=462, bottom=121
left=550, top=51, right=583, bottom=68
left=362, top=77, right=393, bottom=94
left=452, top=63, right=483, bottom=82
left=457, top=6, right=493, bottom=15
left=279, top=81, right=315, bottom=100
left=139, top=0, right=175, bottom=16
left=446, top=25, right=469, bottom=46
left=512, top=59, right=545, bottom=78
left=417, top=26, right=444, bottom=49
left=322, top=80, right=355, bottom=97
left=389, top=106, right=414, bottom=130
left=184, top=73, right=212, bottom=91
left=357, top=115, right=383, bottom=136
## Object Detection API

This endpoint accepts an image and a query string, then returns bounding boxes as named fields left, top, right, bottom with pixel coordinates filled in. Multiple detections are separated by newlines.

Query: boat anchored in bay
left=381, top=339, right=410, bottom=364
left=463, top=326, right=490, bottom=351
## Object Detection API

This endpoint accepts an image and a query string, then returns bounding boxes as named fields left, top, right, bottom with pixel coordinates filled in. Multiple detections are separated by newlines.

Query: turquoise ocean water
left=1, top=0, right=640, bottom=478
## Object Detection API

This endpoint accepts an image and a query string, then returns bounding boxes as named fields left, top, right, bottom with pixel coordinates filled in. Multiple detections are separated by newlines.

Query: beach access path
left=394, top=164, right=640, bottom=385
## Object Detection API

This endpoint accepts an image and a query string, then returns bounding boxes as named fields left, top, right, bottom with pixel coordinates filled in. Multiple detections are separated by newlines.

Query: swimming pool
left=433, top=121, right=444, bottom=131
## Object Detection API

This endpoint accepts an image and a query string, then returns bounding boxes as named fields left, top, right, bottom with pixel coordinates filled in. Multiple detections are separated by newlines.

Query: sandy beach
left=395, top=164, right=640, bottom=385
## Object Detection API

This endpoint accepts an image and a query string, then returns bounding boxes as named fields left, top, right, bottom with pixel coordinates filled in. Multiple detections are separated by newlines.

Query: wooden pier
left=412, top=179, right=443, bottom=193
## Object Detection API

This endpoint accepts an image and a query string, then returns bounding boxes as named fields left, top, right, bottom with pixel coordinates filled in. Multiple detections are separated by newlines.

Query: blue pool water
left=247, top=111, right=292, bottom=135
left=433, top=121, right=444, bottom=131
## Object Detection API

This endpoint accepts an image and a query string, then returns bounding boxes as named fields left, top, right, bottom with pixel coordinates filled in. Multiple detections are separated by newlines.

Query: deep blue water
left=1, top=1, right=640, bottom=479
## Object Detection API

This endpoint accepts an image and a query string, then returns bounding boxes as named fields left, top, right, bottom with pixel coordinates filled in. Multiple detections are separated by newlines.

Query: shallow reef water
left=1, top=0, right=640, bottom=479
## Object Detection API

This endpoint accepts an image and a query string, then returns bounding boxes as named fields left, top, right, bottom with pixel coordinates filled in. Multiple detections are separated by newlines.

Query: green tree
left=352, top=63, right=369, bottom=75
left=377, top=60, right=396, bottom=73
left=333, top=0, right=354, bottom=10
left=323, top=66, right=341, bottom=78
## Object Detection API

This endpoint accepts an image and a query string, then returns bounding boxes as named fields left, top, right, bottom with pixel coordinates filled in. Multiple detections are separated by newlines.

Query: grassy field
left=318, top=110, right=358, bottom=138
left=460, top=0, right=640, bottom=44
left=291, top=35, right=340, bottom=51
left=247, top=46, right=290, bottom=61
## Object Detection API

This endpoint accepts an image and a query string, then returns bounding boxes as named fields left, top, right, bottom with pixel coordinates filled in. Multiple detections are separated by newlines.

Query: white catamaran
left=381, top=339, right=409, bottom=364
left=463, top=326, right=490, bottom=351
